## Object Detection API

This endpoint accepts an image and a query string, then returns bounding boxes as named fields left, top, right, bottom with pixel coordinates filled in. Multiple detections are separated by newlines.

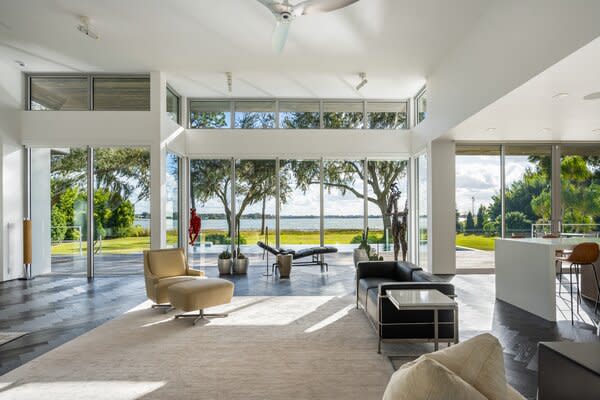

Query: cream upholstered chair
left=143, top=248, right=205, bottom=309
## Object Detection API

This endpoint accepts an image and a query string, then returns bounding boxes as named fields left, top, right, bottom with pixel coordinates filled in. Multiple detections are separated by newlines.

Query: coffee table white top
left=386, top=289, right=456, bottom=308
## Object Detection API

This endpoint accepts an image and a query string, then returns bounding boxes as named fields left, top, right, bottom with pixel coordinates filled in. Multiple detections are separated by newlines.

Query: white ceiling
left=0, top=0, right=491, bottom=98
left=448, top=36, right=600, bottom=142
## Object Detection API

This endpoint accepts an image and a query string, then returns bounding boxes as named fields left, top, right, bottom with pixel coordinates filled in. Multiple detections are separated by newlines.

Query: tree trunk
left=260, top=197, right=266, bottom=235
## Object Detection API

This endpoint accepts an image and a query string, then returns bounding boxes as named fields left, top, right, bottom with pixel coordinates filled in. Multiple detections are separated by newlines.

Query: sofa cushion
left=412, top=270, right=445, bottom=283
left=148, top=249, right=187, bottom=278
left=422, top=333, right=508, bottom=400
left=383, top=357, right=486, bottom=400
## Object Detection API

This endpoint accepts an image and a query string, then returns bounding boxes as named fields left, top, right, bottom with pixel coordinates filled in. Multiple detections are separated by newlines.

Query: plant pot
left=277, top=254, right=293, bottom=278
left=353, top=248, right=369, bottom=268
left=217, top=258, right=232, bottom=275
left=233, top=258, right=249, bottom=274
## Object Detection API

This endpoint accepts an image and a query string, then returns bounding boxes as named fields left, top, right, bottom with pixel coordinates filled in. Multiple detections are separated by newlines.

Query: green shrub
left=51, top=206, right=67, bottom=242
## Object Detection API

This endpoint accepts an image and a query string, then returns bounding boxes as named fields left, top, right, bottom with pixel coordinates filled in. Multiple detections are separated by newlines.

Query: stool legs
left=591, top=264, right=600, bottom=315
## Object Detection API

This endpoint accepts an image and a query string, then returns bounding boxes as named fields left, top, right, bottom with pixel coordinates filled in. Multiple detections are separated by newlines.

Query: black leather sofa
left=356, top=260, right=456, bottom=352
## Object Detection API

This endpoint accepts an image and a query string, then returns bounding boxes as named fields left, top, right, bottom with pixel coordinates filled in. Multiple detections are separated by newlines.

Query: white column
left=30, top=148, right=51, bottom=276
left=428, top=139, right=456, bottom=274
left=150, top=71, right=167, bottom=249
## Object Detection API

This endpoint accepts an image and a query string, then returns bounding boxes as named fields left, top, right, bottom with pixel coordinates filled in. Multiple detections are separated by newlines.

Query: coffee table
left=384, top=289, right=459, bottom=352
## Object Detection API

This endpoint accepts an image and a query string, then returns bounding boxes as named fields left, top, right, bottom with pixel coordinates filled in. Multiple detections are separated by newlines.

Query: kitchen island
left=495, top=237, right=600, bottom=321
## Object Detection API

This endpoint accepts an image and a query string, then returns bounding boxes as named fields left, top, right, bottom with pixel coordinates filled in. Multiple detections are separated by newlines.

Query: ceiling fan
left=257, top=0, right=360, bottom=53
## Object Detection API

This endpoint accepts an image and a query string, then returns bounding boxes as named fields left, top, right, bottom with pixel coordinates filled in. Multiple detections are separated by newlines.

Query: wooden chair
left=561, top=243, right=599, bottom=323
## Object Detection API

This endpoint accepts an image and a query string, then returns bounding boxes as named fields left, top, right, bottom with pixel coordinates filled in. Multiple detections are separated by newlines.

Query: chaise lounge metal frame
left=257, top=241, right=338, bottom=273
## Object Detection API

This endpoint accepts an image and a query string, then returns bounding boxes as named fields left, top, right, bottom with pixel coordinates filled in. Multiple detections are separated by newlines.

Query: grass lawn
left=455, top=233, right=496, bottom=251
left=52, top=229, right=381, bottom=254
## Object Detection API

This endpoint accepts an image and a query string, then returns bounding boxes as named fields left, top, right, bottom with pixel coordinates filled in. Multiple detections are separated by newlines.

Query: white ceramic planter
left=217, top=258, right=232, bottom=275
left=353, top=248, right=369, bottom=268
left=233, top=258, right=249, bottom=274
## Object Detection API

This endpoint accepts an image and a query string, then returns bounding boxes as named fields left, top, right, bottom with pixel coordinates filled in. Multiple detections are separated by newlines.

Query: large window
left=279, top=160, right=321, bottom=247
left=48, top=148, right=88, bottom=273
left=279, top=101, right=320, bottom=129
left=504, top=145, right=551, bottom=238
left=166, top=152, right=180, bottom=248
left=189, top=159, right=232, bottom=267
left=92, top=77, right=150, bottom=111
left=560, top=145, right=600, bottom=237
left=166, top=87, right=180, bottom=124
left=367, top=102, right=408, bottom=129
left=416, top=88, right=427, bottom=124
left=323, top=160, right=365, bottom=251
left=27, top=75, right=151, bottom=111
left=367, top=160, right=409, bottom=257
left=235, top=160, right=277, bottom=261
left=234, top=101, right=275, bottom=128
left=93, top=147, right=151, bottom=274
left=29, top=77, right=89, bottom=111
left=323, top=101, right=364, bottom=129
left=455, top=145, right=501, bottom=270
left=417, top=153, right=428, bottom=269
left=189, top=100, right=231, bottom=129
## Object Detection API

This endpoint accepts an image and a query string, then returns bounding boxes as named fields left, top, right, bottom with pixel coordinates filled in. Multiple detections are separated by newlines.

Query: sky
left=455, top=155, right=534, bottom=215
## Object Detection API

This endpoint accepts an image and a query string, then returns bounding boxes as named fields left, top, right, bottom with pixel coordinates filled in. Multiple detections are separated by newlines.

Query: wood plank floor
left=0, top=267, right=598, bottom=399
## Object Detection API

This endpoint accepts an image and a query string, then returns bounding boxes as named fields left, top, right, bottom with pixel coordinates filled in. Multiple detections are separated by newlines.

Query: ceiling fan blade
left=272, top=21, right=290, bottom=53
left=295, top=0, right=359, bottom=15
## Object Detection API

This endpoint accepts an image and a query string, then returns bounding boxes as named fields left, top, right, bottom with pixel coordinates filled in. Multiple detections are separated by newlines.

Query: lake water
left=136, top=217, right=385, bottom=231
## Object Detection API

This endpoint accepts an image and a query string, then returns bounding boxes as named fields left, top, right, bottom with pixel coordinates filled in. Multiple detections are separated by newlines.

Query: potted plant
left=234, top=251, right=249, bottom=274
left=217, top=249, right=232, bottom=275
left=353, top=227, right=370, bottom=267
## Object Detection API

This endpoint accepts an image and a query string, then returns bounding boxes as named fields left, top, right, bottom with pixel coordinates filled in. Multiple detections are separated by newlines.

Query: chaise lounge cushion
left=383, top=357, right=487, bottom=400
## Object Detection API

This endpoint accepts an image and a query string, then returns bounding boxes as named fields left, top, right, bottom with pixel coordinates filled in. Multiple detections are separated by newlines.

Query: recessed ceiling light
left=486, top=128, right=496, bottom=133
left=552, top=92, right=569, bottom=99
left=541, top=128, right=552, bottom=134
left=592, top=128, right=600, bottom=133
left=583, top=92, right=600, bottom=100
left=15, top=60, right=26, bottom=68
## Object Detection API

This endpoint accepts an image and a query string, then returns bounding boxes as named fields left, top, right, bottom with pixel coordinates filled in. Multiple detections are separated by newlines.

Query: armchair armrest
left=379, top=281, right=455, bottom=297
left=357, top=261, right=397, bottom=280
left=186, top=268, right=205, bottom=277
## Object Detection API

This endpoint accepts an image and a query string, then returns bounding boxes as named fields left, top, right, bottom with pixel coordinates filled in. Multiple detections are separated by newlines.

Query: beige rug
left=0, top=296, right=393, bottom=399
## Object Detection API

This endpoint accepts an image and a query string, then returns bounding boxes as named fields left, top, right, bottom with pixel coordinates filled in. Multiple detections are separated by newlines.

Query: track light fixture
left=77, top=16, right=99, bottom=40
left=356, top=72, right=367, bottom=91
left=226, top=72, right=232, bottom=93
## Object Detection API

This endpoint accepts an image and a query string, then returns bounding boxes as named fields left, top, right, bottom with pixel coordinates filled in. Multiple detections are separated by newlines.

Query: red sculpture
left=188, top=208, right=202, bottom=245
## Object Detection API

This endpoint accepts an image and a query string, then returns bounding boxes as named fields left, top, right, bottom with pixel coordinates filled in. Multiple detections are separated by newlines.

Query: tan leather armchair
left=143, top=248, right=205, bottom=305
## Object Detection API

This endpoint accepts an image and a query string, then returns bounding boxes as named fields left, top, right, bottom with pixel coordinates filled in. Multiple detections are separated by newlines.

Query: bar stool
left=561, top=242, right=599, bottom=323
left=545, top=234, right=570, bottom=295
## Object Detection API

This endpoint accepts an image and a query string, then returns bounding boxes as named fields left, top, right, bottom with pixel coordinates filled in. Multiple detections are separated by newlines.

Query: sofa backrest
left=395, top=261, right=422, bottom=281
left=412, top=270, right=446, bottom=283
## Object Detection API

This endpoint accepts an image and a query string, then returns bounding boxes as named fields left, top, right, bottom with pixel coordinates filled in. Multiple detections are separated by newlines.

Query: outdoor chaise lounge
left=257, top=241, right=338, bottom=273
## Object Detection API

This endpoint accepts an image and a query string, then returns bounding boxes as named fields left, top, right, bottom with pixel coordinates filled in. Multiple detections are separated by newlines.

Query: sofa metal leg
left=175, top=309, right=229, bottom=325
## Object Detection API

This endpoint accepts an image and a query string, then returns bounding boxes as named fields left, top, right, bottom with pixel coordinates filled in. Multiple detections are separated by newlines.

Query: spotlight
left=356, top=72, right=367, bottom=91
left=226, top=72, right=232, bottom=93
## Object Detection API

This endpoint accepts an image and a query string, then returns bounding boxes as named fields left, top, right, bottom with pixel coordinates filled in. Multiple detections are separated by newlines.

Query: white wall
left=413, top=0, right=600, bottom=151
left=186, top=129, right=412, bottom=159
left=31, top=148, right=51, bottom=276
left=428, top=139, right=455, bottom=274
left=0, top=60, right=24, bottom=281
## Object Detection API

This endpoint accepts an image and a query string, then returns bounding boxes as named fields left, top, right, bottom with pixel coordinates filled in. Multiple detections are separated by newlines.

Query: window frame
left=166, top=84, right=181, bottom=125
left=186, top=98, right=411, bottom=130
left=415, top=86, right=427, bottom=126
left=25, top=73, right=151, bottom=111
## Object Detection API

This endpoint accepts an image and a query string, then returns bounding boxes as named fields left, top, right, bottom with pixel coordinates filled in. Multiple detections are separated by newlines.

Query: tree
left=476, top=205, right=486, bottom=231
left=455, top=209, right=462, bottom=233
left=51, top=147, right=151, bottom=205
left=51, top=205, right=67, bottom=242
left=293, top=160, right=407, bottom=235
left=465, top=212, right=475, bottom=232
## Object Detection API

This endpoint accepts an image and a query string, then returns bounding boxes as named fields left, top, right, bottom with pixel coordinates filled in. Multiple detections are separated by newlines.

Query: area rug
left=0, top=296, right=393, bottom=399
left=0, top=332, right=27, bottom=347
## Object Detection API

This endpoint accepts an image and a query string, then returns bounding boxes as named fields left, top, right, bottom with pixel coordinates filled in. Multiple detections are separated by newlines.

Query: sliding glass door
left=188, top=159, right=232, bottom=267
left=279, top=160, right=321, bottom=248
left=92, top=147, right=151, bottom=274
